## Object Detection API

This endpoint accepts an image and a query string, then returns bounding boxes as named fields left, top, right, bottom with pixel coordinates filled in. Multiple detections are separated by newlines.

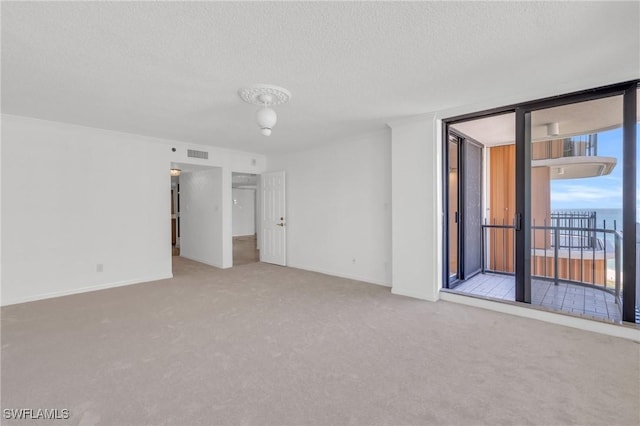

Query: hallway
left=233, top=235, right=259, bottom=266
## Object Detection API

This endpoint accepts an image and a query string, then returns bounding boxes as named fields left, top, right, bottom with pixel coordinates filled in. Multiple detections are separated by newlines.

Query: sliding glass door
left=448, top=135, right=459, bottom=283
left=516, top=83, right=637, bottom=322
left=444, top=81, right=638, bottom=323
left=446, top=132, right=483, bottom=287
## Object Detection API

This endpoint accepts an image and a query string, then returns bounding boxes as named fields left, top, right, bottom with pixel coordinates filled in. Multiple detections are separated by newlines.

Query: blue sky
left=549, top=124, right=639, bottom=216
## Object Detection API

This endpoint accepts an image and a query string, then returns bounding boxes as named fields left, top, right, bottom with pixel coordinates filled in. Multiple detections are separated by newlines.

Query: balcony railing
left=481, top=212, right=622, bottom=310
left=532, top=134, right=598, bottom=161
left=549, top=210, right=598, bottom=249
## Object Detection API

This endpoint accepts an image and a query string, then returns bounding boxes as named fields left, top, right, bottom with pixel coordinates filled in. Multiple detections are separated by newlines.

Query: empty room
left=1, top=2, right=639, bottom=425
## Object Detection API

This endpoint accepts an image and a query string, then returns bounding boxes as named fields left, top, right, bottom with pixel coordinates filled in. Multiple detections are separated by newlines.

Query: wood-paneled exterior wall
left=531, top=256, right=606, bottom=285
left=488, top=143, right=606, bottom=286
left=488, top=145, right=515, bottom=272
left=488, top=145, right=552, bottom=272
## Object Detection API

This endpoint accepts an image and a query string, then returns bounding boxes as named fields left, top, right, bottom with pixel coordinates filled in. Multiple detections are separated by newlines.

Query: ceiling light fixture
left=238, top=84, right=291, bottom=136
left=547, top=122, right=560, bottom=137
left=170, top=168, right=181, bottom=177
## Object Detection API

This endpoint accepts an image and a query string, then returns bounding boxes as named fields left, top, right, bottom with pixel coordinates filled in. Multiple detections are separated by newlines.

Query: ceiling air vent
left=187, top=149, right=209, bottom=160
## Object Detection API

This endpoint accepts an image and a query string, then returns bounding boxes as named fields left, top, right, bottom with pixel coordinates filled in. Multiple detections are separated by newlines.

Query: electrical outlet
left=96, top=264, right=103, bottom=272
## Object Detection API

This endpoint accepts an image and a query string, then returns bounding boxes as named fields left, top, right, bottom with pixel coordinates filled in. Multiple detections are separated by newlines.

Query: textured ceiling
left=2, top=2, right=639, bottom=154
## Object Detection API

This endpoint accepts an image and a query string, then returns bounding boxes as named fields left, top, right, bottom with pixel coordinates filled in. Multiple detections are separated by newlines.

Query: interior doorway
left=232, top=172, right=259, bottom=266
left=170, top=162, right=229, bottom=269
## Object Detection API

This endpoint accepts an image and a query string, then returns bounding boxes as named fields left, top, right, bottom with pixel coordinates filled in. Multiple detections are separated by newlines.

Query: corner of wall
left=390, top=114, right=441, bottom=302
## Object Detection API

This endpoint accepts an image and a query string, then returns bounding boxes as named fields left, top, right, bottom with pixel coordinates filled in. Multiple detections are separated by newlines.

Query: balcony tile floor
left=452, top=273, right=621, bottom=322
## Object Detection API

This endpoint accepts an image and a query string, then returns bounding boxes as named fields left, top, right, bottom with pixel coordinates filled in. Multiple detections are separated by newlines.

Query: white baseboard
left=439, top=290, right=640, bottom=341
left=1, top=273, right=174, bottom=307
left=179, top=254, right=226, bottom=269
left=287, top=263, right=391, bottom=288
left=391, top=287, right=437, bottom=301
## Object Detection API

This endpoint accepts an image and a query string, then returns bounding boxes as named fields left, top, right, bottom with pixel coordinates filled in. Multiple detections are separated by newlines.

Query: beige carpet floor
left=1, top=257, right=639, bottom=426
left=233, top=235, right=259, bottom=266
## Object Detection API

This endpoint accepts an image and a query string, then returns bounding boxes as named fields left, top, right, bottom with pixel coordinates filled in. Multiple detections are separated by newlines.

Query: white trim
left=287, top=263, right=391, bottom=288
left=391, top=287, right=438, bottom=302
left=180, top=254, right=225, bottom=270
left=0, top=274, right=174, bottom=307
left=439, top=291, right=640, bottom=341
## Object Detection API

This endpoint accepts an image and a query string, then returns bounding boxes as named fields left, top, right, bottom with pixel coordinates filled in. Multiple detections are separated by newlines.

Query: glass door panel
left=444, top=81, right=637, bottom=324
left=446, top=113, right=515, bottom=300
left=447, top=133, right=485, bottom=285
left=526, top=95, right=624, bottom=321
left=462, top=140, right=483, bottom=278
left=636, top=87, right=639, bottom=322
left=448, top=135, right=459, bottom=283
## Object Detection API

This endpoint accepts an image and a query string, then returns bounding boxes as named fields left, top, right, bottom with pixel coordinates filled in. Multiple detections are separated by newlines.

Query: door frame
left=445, top=132, right=461, bottom=286
left=442, top=80, right=638, bottom=323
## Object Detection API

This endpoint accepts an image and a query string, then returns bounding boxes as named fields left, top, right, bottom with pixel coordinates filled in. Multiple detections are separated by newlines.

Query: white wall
left=389, top=117, right=441, bottom=301
left=1, top=115, right=172, bottom=305
left=0, top=113, right=3, bottom=295
left=267, top=130, right=392, bottom=286
left=180, top=168, right=225, bottom=267
left=232, top=188, right=256, bottom=237
left=1, top=115, right=265, bottom=305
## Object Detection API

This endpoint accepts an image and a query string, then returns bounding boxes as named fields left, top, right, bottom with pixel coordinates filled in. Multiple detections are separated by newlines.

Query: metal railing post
left=481, top=219, right=486, bottom=273
left=580, top=234, right=584, bottom=284
left=492, top=219, right=496, bottom=271
left=615, top=232, right=621, bottom=304
left=532, top=219, right=536, bottom=277
left=603, top=220, right=608, bottom=288
left=592, top=235, right=596, bottom=286
left=554, top=222, right=560, bottom=285
left=568, top=223, right=572, bottom=281
left=502, top=218, right=507, bottom=273
left=543, top=218, right=548, bottom=278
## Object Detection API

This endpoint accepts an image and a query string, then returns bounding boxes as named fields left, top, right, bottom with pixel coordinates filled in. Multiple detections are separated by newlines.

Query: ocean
left=554, top=208, right=623, bottom=230
left=591, top=208, right=623, bottom=229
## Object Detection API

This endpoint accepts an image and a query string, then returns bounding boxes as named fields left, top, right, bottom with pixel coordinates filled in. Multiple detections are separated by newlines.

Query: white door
left=260, top=171, right=286, bottom=265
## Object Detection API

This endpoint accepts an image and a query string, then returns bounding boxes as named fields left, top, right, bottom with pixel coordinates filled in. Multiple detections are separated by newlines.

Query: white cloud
left=550, top=184, right=622, bottom=204
left=596, top=176, right=622, bottom=183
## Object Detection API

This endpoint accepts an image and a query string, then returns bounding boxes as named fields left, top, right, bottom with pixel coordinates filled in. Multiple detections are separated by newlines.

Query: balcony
left=532, top=134, right=616, bottom=180
left=453, top=273, right=621, bottom=322
left=460, top=211, right=624, bottom=322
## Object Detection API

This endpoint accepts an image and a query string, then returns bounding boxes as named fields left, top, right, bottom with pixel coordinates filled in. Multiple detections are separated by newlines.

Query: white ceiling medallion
left=238, top=84, right=291, bottom=136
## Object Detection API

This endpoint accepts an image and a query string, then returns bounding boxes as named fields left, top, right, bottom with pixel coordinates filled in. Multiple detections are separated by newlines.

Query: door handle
left=276, top=223, right=285, bottom=227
